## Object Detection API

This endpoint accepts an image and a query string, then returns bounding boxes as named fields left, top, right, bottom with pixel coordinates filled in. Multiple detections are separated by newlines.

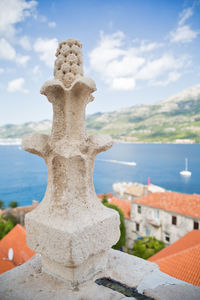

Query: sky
left=0, top=0, right=200, bottom=125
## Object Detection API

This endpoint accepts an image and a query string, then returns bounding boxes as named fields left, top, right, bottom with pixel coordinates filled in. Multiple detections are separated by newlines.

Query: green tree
left=102, top=194, right=108, bottom=204
left=102, top=202, right=126, bottom=250
left=8, top=201, right=18, bottom=208
left=0, top=200, right=4, bottom=209
left=132, top=236, right=165, bottom=259
left=3, top=214, right=19, bottom=226
left=0, top=216, right=15, bottom=240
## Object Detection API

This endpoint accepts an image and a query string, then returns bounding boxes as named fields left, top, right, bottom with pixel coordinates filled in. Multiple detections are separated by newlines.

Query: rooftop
left=109, top=197, right=131, bottom=219
left=149, top=230, right=200, bottom=286
left=0, top=224, right=35, bottom=274
left=98, top=194, right=131, bottom=219
left=125, top=184, right=148, bottom=197
left=134, top=192, right=200, bottom=218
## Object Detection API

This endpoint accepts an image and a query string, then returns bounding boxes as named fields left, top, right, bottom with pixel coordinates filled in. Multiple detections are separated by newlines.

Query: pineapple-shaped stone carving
left=54, top=39, right=83, bottom=88
left=22, top=38, right=120, bottom=287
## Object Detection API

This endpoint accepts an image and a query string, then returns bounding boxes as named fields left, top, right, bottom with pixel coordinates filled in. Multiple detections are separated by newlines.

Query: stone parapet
left=0, top=250, right=199, bottom=300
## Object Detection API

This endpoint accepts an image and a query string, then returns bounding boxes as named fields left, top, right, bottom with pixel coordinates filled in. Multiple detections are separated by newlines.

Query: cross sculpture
left=22, top=38, right=120, bottom=287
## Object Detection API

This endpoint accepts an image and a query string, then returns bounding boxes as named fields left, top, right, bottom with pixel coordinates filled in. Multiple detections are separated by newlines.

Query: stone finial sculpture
left=22, top=38, right=120, bottom=287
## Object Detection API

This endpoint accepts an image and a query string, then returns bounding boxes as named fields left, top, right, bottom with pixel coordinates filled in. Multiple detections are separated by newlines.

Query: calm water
left=0, top=143, right=200, bottom=207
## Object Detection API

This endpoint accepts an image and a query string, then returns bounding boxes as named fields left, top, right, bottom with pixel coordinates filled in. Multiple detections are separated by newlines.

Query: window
left=137, top=205, right=141, bottom=214
left=136, top=223, right=140, bottom=231
left=146, top=229, right=150, bottom=236
left=154, top=209, right=160, bottom=219
left=172, top=216, right=177, bottom=225
left=194, top=221, right=199, bottom=230
left=164, top=232, right=170, bottom=243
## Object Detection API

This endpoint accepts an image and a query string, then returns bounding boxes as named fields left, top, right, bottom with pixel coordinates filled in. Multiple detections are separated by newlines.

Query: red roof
left=109, top=197, right=131, bottom=219
left=149, top=230, right=200, bottom=286
left=98, top=193, right=114, bottom=199
left=134, top=192, right=200, bottom=218
left=0, top=224, right=35, bottom=274
left=98, top=194, right=131, bottom=219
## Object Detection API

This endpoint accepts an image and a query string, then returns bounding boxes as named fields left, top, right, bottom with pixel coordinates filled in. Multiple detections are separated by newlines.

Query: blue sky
left=0, top=0, right=200, bottom=125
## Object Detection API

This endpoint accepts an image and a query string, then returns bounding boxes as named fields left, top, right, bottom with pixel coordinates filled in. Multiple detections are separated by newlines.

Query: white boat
left=97, top=159, right=136, bottom=166
left=180, top=158, right=191, bottom=177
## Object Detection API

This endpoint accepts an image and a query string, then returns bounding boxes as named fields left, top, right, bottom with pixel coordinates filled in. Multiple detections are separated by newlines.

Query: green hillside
left=1, top=84, right=200, bottom=143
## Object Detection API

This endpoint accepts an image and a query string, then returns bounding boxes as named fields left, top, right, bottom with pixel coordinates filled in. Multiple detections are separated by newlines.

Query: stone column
left=22, top=38, right=120, bottom=287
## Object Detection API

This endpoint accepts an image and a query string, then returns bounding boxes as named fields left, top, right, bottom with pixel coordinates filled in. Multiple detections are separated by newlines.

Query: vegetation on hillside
left=1, top=85, right=200, bottom=143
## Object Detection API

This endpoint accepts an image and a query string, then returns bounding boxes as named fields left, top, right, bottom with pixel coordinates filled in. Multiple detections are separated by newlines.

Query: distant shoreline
left=0, top=138, right=197, bottom=146
left=0, top=139, right=22, bottom=146
left=113, top=139, right=196, bottom=145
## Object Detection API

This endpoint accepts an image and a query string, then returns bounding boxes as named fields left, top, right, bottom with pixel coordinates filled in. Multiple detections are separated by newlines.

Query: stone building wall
left=128, top=202, right=200, bottom=245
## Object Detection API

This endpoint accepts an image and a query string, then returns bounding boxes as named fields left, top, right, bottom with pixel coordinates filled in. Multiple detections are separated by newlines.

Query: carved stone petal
left=40, top=80, right=66, bottom=103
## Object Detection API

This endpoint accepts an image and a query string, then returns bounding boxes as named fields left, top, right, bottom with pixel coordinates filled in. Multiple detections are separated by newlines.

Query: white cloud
left=34, top=38, right=58, bottom=67
left=16, top=54, right=30, bottom=66
left=152, top=71, right=182, bottom=87
left=89, top=31, right=186, bottom=91
left=19, top=36, right=31, bottom=50
left=32, top=65, right=40, bottom=74
left=178, top=7, right=193, bottom=26
left=48, top=21, right=56, bottom=28
left=32, top=65, right=42, bottom=78
left=89, top=31, right=125, bottom=73
left=0, top=38, right=30, bottom=66
left=111, top=77, right=136, bottom=90
left=0, top=38, right=16, bottom=60
left=136, top=54, right=185, bottom=81
left=0, top=0, right=37, bottom=38
left=0, top=68, right=4, bottom=74
left=89, top=31, right=145, bottom=90
left=7, top=77, right=29, bottom=93
left=139, top=41, right=163, bottom=52
left=170, top=25, right=198, bottom=43
left=169, top=6, right=198, bottom=43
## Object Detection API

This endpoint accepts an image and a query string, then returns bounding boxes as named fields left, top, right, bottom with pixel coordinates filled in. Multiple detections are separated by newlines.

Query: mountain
left=1, top=84, right=200, bottom=143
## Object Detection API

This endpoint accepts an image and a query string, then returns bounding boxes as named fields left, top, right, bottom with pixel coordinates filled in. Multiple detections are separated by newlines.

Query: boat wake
left=97, top=159, right=136, bottom=167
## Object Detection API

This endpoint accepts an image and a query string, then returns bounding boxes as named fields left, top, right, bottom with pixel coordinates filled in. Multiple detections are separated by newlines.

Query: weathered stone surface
left=22, top=38, right=120, bottom=285
left=144, top=284, right=200, bottom=300
left=0, top=250, right=199, bottom=300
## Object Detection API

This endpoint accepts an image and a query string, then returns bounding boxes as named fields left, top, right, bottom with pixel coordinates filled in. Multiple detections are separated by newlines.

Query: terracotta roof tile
left=98, top=194, right=131, bottom=219
left=0, top=251, right=15, bottom=274
left=109, top=197, right=131, bottom=219
left=149, top=230, right=200, bottom=286
left=149, top=230, right=200, bottom=261
left=134, top=192, right=200, bottom=218
left=97, top=193, right=114, bottom=199
left=0, top=224, right=35, bottom=274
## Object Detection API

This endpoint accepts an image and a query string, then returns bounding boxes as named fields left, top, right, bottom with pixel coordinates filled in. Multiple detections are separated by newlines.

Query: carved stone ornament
left=22, top=38, right=120, bottom=287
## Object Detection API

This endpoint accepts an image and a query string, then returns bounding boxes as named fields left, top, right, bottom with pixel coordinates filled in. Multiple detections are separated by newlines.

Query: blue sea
left=0, top=143, right=200, bottom=207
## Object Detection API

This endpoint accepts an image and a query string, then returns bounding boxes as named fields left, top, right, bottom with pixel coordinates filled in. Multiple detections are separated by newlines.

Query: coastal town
left=0, top=0, right=200, bottom=297
left=1, top=180, right=200, bottom=287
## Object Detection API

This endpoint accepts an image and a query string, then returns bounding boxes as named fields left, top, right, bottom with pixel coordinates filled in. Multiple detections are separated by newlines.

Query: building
left=113, top=181, right=165, bottom=200
left=1, top=200, right=39, bottom=225
left=129, top=192, right=200, bottom=246
left=0, top=224, right=35, bottom=274
left=148, top=230, right=200, bottom=286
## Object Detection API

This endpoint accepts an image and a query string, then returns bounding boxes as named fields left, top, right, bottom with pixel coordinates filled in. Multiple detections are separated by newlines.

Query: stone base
left=42, top=251, right=108, bottom=287
left=25, top=204, right=120, bottom=269
left=1, top=250, right=199, bottom=300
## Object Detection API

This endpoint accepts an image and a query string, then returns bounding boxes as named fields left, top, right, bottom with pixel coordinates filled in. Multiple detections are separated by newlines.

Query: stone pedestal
left=22, top=38, right=120, bottom=286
